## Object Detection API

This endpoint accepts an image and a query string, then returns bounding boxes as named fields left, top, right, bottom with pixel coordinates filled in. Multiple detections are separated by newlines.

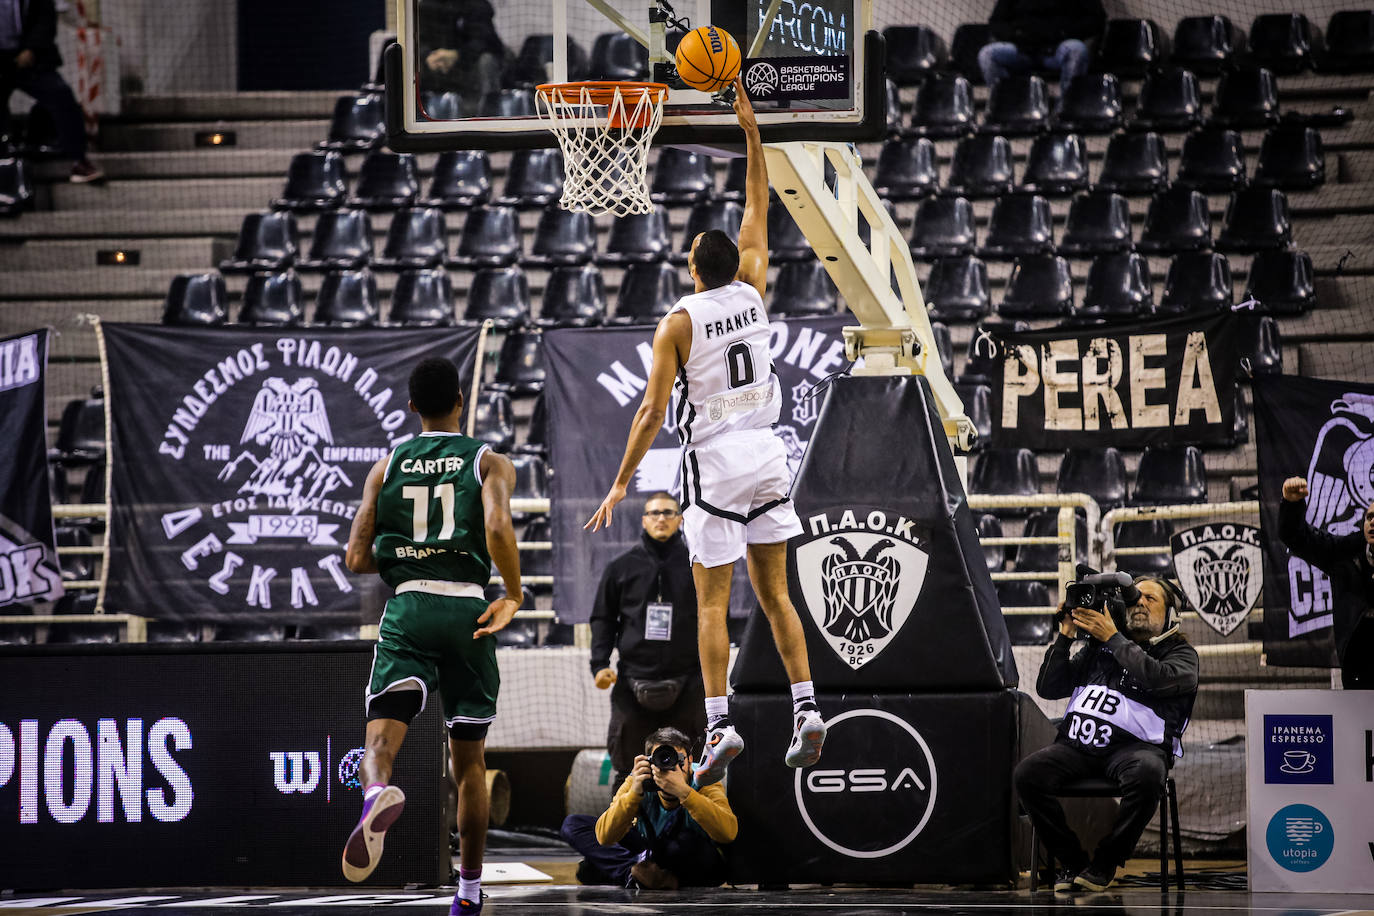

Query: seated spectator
left=417, top=0, right=508, bottom=111
left=977, top=0, right=1105, bottom=89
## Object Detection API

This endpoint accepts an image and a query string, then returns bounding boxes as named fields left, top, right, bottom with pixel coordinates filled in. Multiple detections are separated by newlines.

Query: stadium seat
left=372, top=206, right=447, bottom=269
left=348, top=151, right=419, bottom=210
left=1244, top=248, right=1314, bottom=314
left=463, top=266, right=531, bottom=329
left=489, top=331, right=547, bottom=396
left=1096, top=18, right=1167, bottom=77
left=930, top=320, right=954, bottom=378
left=511, top=34, right=590, bottom=84
left=1320, top=10, right=1374, bottom=72
left=650, top=147, right=714, bottom=205
left=425, top=150, right=492, bottom=209
left=1211, top=66, right=1279, bottom=129
left=448, top=204, right=521, bottom=268
left=0, top=624, right=36, bottom=646
left=471, top=388, right=515, bottom=453
left=1059, top=191, right=1133, bottom=257
left=954, top=380, right=992, bottom=449
left=975, top=512, right=1005, bottom=573
left=388, top=268, right=455, bottom=327
left=162, top=273, right=228, bottom=326
left=981, top=194, right=1055, bottom=259
left=1015, top=508, right=1091, bottom=570
left=314, top=268, right=379, bottom=327
left=219, top=212, right=298, bottom=273
left=925, top=255, right=990, bottom=322
left=525, top=206, right=596, bottom=266
left=1137, top=187, right=1211, bottom=254
left=213, top=624, right=286, bottom=643
left=1133, top=444, right=1208, bottom=505
left=873, top=136, right=939, bottom=199
left=599, top=210, right=671, bottom=264
left=949, top=23, right=993, bottom=83
left=1080, top=252, right=1153, bottom=318
left=909, top=195, right=976, bottom=258
left=980, top=74, right=1050, bottom=135
left=1160, top=251, right=1233, bottom=314
left=538, top=264, right=607, bottom=327
left=997, top=582, right=1054, bottom=637
left=273, top=150, right=347, bottom=211
left=945, top=134, right=1014, bottom=197
left=518, top=394, right=548, bottom=456
left=478, top=88, right=536, bottom=118
left=613, top=261, right=681, bottom=324
left=1058, top=446, right=1128, bottom=511
left=508, top=459, right=549, bottom=524
left=1240, top=314, right=1284, bottom=376
left=969, top=447, right=1041, bottom=511
left=0, top=157, right=33, bottom=215
left=673, top=199, right=742, bottom=263
left=293, top=624, right=361, bottom=641
left=48, top=620, right=122, bottom=645
left=320, top=93, right=385, bottom=151
left=884, top=25, right=947, bottom=83
left=1254, top=125, right=1325, bottom=190
left=589, top=31, right=649, bottom=80
left=1019, top=133, right=1088, bottom=196
left=239, top=271, right=304, bottom=327
left=1096, top=131, right=1170, bottom=195
left=884, top=78, right=903, bottom=135
left=1173, top=15, right=1241, bottom=75
left=297, top=208, right=373, bottom=271
left=1217, top=187, right=1291, bottom=252
left=51, top=390, right=105, bottom=466
left=909, top=72, right=975, bottom=138
left=997, top=255, right=1074, bottom=318
left=1175, top=127, right=1247, bottom=192
left=520, top=516, right=554, bottom=582
left=960, top=319, right=1029, bottom=384
left=1113, top=519, right=1175, bottom=576
left=719, top=156, right=748, bottom=201
left=1248, top=13, right=1317, bottom=74
left=497, top=148, right=564, bottom=208
left=767, top=206, right=813, bottom=262
left=1132, top=68, right=1204, bottom=132
left=421, top=91, right=464, bottom=121
left=1053, top=73, right=1124, bottom=134
left=771, top=260, right=838, bottom=317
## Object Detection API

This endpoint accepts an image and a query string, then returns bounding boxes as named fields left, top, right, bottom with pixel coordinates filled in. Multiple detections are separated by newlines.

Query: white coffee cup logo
left=1280, top=749, right=1316, bottom=774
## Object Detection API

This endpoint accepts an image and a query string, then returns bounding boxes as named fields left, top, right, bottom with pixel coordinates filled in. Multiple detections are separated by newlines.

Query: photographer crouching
left=1014, top=571, right=1199, bottom=893
left=560, top=727, right=737, bottom=889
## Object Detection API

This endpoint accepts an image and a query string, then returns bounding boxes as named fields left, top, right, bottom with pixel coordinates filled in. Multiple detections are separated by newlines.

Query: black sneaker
left=1073, top=861, right=1117, bottom=891
left=1052, top=866, right=1081, bottom=892
left=70, top=159, right=105, bottom=183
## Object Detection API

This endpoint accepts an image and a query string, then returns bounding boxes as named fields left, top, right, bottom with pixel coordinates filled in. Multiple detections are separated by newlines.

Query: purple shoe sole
left=341, top=786, right=406, bottom=881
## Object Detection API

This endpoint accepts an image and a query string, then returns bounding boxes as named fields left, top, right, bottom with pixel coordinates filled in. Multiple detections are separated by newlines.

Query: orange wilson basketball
left=675, top=25, right=741, bottom=93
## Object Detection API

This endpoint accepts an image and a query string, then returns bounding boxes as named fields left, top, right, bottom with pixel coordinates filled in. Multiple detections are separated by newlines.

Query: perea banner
left=99, top=324, right=478, bottom=622
left=987, top=313, right=1240, bottom=450
left=0, top=329, right=64, bottom=609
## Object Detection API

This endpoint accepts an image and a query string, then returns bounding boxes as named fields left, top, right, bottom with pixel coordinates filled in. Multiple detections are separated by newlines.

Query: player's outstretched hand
left=585, top=483, right=627, bottom=532
left=732, top=77, right=758, bottom=137
left=474, top=595, right=519, bottom=639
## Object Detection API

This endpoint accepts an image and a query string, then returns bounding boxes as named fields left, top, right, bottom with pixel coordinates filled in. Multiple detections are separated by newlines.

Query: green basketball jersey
left=375, top=432, right=491, bottom=589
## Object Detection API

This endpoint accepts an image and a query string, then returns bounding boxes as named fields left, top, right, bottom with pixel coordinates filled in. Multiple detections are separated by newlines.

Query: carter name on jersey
left=703, top=306, right=762, bottom=340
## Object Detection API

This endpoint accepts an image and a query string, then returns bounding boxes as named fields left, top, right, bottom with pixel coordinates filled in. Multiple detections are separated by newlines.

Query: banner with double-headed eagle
left=100, top=324, right=479, bottom=622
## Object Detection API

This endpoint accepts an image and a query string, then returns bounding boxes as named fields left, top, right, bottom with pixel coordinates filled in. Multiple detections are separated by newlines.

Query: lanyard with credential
left=645, top=564, right=672, bottom=641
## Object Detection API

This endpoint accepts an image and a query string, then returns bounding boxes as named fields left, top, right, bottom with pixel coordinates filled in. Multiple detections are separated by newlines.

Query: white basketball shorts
left=680, top=428, right=803, bottom=568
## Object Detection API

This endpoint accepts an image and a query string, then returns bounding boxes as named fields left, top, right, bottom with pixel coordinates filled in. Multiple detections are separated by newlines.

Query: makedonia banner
left=0, top=329, right=64, bottom=609
left=988, top=314, right=1240, bottom=450
left=100, top=324, right=479, bottom=622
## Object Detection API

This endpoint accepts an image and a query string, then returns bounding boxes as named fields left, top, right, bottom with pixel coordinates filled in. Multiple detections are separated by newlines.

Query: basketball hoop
left=535, top=81, right=669, bottom=217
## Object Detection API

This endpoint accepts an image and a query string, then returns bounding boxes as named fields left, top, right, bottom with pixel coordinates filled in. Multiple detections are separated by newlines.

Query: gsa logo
left=1265, top=804, right=1334, bottom=872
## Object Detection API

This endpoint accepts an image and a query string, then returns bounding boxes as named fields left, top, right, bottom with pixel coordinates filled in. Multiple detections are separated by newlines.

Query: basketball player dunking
left=587, top=78, right=825, bottom=786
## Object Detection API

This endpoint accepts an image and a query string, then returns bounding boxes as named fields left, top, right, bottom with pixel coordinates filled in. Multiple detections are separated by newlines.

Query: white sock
left=705, top=695, right=730, bottom=727
left=790, top=681, right=817, bottom=714
left=457, top=873, right=481, bottom=902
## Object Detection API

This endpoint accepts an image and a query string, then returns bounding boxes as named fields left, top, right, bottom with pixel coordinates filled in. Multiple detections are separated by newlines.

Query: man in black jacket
left=1279, top=475, right=1374, bottom=689
left=591, top=492, right=705, bottom=784
left=1014, top=577, right=1199, bottom=893
left=977, top=0, right=1105, bottom=89
left=416, top=0, right=507, bottom=112
left=0, top=0, right=101, bottom=181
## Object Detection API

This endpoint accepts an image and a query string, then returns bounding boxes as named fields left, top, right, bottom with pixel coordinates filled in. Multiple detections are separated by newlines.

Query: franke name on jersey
left=398, top=456, right=465, bottom=475
left=703, top=307, right=762, bottom=340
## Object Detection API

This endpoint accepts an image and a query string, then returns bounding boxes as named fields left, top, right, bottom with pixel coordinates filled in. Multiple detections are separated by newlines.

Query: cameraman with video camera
left=560, top=727, right=737, bottom=889
left=1014, top=571, right=1199, bottom=893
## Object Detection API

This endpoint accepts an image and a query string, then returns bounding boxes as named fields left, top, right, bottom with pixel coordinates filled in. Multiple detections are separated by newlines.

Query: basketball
left=674, top=24, right=741, bottom=93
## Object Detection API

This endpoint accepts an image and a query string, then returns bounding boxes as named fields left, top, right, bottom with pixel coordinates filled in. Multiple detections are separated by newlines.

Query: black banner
left=546, top=317, right=850, bottom=622
left=101, top=324, right=479, bottom=623
left=1254, top=374, right=1374, bottom=667
left=0, top=329, right=64, bottom=609
left=988, top=313, right=1240, bottom=450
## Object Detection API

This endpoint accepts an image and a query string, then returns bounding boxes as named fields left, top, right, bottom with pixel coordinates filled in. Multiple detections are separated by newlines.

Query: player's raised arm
left=733, top=77, right=769, bottom=299
left=345, top=456, right=389, bottom=574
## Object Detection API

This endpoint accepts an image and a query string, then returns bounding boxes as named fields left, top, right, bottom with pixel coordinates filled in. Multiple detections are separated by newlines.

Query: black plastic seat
left=1248, top=13, right=1317, bottom=74
left=518, top=394, right=549, bottom=456
left=1176, top=127, right=1247, bottom=191
left=968, top=447, right=1041, bottom=512
left=998, top=255, right=1074, bottom=317
left=673, top=199, right=742, bottom=263
left=771, top=260, right=838, bottom=316
left=273, top=151, right=347, bottom=211
left=1241, top=314, right=1284, bottom=377
left=1217, top=187, right=1291, bottom=253
left=1113, top=519, right=1175, bottom=576
left=950, top=23, right=993, bottom=83
left=930, top=320, right=954, bottom=378
left=1097, top=19, right=1167, bottom=77
left=1097, top=131, right=1170, bottom=194
left=240, top=271, right=304, bottom=326
left=52, top=391, right=105, bottom=466
left=1080, top=252, right=1153, bottom=318
left=1002, top=602, right=1055, bottom=646
left=768, top=206, right=812, bottom=262
left=320, top=93, right=385, bottom=151
left=925, top=256, right=989, bottom=322
left=421, top=91, right=464, bottom=121
left=298, top=208, right=373, bottom=271
left=1059, top=191, right=1132, bottom=256
left=954, top=380, right=992, bottom=449
left=448, top=205, right=521, bottom=268
left=1137, top=187, right=1211, bottom=254
left=589, top=31, right=648, bottom=80
left=1173, top=16, right=1241, bottom=76
left=1160, top=251, right=1232, bottom=314
left=314, top=268, right=380, bottom=327
left=520, top=516, right=554, bottom=582
left=873, top=136, right=939, bottom=199
left=478, top=88, right=536, bottom=118
left=1020, top=133, right=1088, bottom=196
left=0, top=624, right=37, bottom=646
left=489, top=331, right=546, bottom=396
left=348, top=151, right=419, bottom=210
left=945, top=134, right=1014, bottom=197
left=909, top=195, right=976, bottom=258
left=1211, top=66, right=1279, bottom=129
left=373, top=206, right=447, bottom=269
left=1014, top=509, right=1090, bottom=571
left=975, top=512, right=1005, bottom=573
left=1058, top=446, right=1128, bottom=511
left=960, top=319, right=1029, bottom=384
left=220, top=211, right=298, bottom=273
left=1320, top=11, right=1374, bottom=73
left=909, top=73, right=975, bottom=138
left=650, top=147, right=713, bottom=205
left=599, top=210, right=671, bottom=265
left=1051, top=74, right=1121, bottom=135
left=162, top=273, right=228, bottom=326
left=981, top=194, right=1054, bottom=259
left=425, top=150, right=492, bottom=209
left=471, top=388, right=515, bottom=453
left=1132, top=445, right=1208, bottom=505
left=1244, top=248, right=1314, bottom=314
left=613, top=261, right=681, bottom=324
left=1133, top=68, right=1203, bottom=132
left=213, top=624, right=286, bottom=643
left=884, top=25, right=947, bottom=84
left=1255, top=125, right=1325, bottom=190
left=0, top=157, right=33, bottom=215
left=497, top=149, right=564, bottom=208
left=388, top=268, right=454, bottom=327
left=718, top=157, right=748, bottom=202
left=538, top=264, right=606, bottom=327
left=463, top=266, right=530, bottom=329
left=981, top=75, right=1050, bottom=135
left=884, top=77, right=903, bottom=135
left=525, top=206, right=596, bottom=266
left=511, top=34, right=590, bottom=84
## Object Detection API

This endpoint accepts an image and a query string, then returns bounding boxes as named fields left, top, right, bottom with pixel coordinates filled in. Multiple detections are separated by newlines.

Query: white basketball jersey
left=670, top=280, right=780, bottom=447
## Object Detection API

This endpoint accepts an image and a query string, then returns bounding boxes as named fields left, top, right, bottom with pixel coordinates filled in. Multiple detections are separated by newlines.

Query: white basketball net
left=536, top=82, right=668, bottom=218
